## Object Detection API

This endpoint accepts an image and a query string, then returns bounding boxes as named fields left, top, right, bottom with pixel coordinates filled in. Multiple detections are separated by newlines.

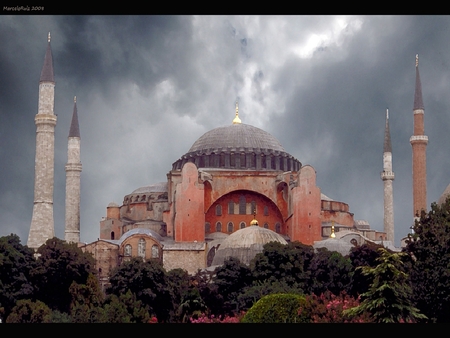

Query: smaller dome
left=132, top=182, right=168, bottom=194
left=211, top=226, right=287, bottom=266
left=118, top=228, right=163, bottom=244
left=107, top=202, right=119, bottom=208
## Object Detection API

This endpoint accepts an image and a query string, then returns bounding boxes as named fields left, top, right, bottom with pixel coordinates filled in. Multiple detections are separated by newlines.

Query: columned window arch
left=138, top=238, right=146, bottom=258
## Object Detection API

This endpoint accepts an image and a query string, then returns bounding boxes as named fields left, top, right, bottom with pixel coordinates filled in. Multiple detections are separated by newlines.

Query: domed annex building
left=80, top=104, right=386, bottom=288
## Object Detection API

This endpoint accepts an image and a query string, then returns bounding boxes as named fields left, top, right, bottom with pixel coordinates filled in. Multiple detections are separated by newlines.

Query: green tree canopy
left=107, top=257, right=171, bottom=322
left=6, top=299, right=52, bottom=323
left=404, top=199, right=450, bottom=322
left=32, top=237, right=96, bottom=313
left=344, top=248, right=426, bottom=323
left=0, top=234, right=36, bottom=320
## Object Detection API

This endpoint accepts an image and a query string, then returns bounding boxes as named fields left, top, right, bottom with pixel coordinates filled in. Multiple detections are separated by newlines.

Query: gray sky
left=1, top=15, right=450, bottom=247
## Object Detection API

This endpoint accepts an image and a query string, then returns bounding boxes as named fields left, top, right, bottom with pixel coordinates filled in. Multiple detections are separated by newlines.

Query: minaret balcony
left=381, top=171, right=395, bottom=180
left=410, top=135, right=428, bottom=145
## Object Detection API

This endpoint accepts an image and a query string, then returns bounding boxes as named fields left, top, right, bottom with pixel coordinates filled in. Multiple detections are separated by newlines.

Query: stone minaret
left=410, top=54, right=428, bottom=221
left=65, top=96, right=82, bottom=243
left=28, top=33, right=57, bottom=249
left=381, top=109, right=394, bottom=242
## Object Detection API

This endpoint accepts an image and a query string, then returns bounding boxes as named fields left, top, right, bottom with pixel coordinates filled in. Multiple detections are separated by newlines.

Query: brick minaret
left=410, top=54, right=428, bottom=221
left=65, top=96, right=82, bottom=243
left=381, top=109, right=394, bottom=242
left=28, top=33, right=57, bottom=249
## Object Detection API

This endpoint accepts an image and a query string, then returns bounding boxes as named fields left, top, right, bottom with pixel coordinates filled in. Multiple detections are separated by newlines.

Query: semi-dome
left=211, top=225, right=288, bottom=266
left=172, top=123, right=301, bottom=171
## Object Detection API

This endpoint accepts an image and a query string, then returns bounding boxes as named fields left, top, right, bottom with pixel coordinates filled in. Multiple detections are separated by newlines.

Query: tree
left=250, top=241, right=314, bottom=293
left=348, top=243, right=382, bottom=297
left=241, top=293, right=309, bottom=323
left=31, top=237, right=96, bottom=313
left=309, top=248, right=353, bottom=296
left=69, top=273, right=104, bottom=323
left=344, top=248, right=427, bottom=323
left=0, top=234, right=36, bottom=320
left=6, top=299, right=52, bottom=323
left=404, top=199, right=450, bottom=322
left=101, top=290, right=151, bottom=323
left=107, top=257, right=171, bottom=322
left=213, top=257, right=253, bottom=315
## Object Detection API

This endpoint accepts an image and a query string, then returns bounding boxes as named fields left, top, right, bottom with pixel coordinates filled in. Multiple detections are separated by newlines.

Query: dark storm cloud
left=2, top=15, right=450, bottom=247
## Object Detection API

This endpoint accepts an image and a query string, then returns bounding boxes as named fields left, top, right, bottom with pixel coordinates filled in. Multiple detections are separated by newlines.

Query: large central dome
left=172, top=121, right=301, bottom=172
left=188, top=123, right=286, bottom=153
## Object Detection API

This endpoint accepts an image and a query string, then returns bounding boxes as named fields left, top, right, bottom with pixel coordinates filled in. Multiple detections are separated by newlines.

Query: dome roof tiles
left=188, top=123, right=286, bottom=154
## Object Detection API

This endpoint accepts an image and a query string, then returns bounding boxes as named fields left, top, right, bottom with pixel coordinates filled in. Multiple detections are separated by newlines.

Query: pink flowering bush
left=303, top=292, right=371, bottom=323
left=148, top=316, right=158, bottom=323
left=189, top=312, right=244, bottom=323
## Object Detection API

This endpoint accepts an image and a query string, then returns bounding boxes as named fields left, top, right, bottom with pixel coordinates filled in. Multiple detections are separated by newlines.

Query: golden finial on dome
left=415, top=54, right=419, bottom=67
left=232, top=101, right=242, bottom=124
left=330, top=221, right=336, bottom=238
left=48, top=32, right=51, bottom=43
left=250, top=210, right=258, bottom=226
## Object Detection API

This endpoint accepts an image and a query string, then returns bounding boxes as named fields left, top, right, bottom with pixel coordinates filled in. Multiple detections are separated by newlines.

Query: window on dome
left=138, top=238, right=146, bottom=258
left=240, top=153, right=245, bottom=168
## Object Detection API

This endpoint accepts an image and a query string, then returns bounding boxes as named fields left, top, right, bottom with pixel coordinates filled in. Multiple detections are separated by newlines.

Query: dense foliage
left=404, top=199, right=450, bottom=322
left=241, top=293, right=309, bottom=323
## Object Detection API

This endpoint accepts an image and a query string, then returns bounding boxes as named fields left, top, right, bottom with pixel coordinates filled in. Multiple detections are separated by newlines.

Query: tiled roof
left=188, top=123, right=286, bottom=154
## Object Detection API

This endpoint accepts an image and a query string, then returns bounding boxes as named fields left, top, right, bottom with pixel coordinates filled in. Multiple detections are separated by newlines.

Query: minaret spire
left=381, top=108, right=395, bottom=243
left=65, top=96, right=82, bottom=244
left=410, top=54, right=428, bottom=222
left=232, top=101, right=241, bottom=124
left=28, top=34, right=57, bottom=250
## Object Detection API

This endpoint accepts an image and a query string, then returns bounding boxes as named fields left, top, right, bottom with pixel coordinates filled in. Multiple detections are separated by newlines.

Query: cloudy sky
left=1, top=15, right=450, bottom=247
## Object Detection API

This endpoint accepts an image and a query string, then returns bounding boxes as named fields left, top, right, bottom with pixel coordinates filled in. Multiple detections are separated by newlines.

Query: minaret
left=28, top=33, right=57, bottom=249
left=410, top=54, right=428, bottom=221
left=65, top=96, right=82, bottom=244
left=381, top=109, right=395, bottom=242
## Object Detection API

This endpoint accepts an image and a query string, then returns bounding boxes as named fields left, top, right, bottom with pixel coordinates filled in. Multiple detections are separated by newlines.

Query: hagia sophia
left=27, top=34, right=441, bottom=289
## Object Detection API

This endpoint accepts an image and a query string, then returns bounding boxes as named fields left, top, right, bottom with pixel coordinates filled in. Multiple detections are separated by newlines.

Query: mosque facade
left=28, top=35, right=405, bottom=290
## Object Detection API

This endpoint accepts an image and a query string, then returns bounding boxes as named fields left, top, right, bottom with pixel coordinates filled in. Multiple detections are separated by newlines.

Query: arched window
left=124, top=244, right=132, bottom=256
left=264, top=223, right=269, bottom=229
left=111, top=231, right=115, bottom=240
left=228, top=201, right=234, bottom=214
left=205, top=222, right=211, bottom=233
left=239, top=195, right=246, bottom=215
left=216, top=204, right=222, bottom=216
left=138, top=238, right=146, bottom=258
left=251, top=201, right=256, bottom=214
left=275, top=223, right=281, bottom=233
left=240, top=222, right=246, bottom=229
left=151, top=245, right=159, bottom=258
left=216, top=222, right=222, bottom=232
left=227, top=222, right=233, bottom=233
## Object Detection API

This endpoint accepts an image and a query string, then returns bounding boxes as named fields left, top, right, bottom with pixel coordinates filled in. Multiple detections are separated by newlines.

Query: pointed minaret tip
left=384, top=108, right=392, bottom=153
left=69, top=97, right=80, bottom=138
left=386, top=108, right=389, bottom=120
